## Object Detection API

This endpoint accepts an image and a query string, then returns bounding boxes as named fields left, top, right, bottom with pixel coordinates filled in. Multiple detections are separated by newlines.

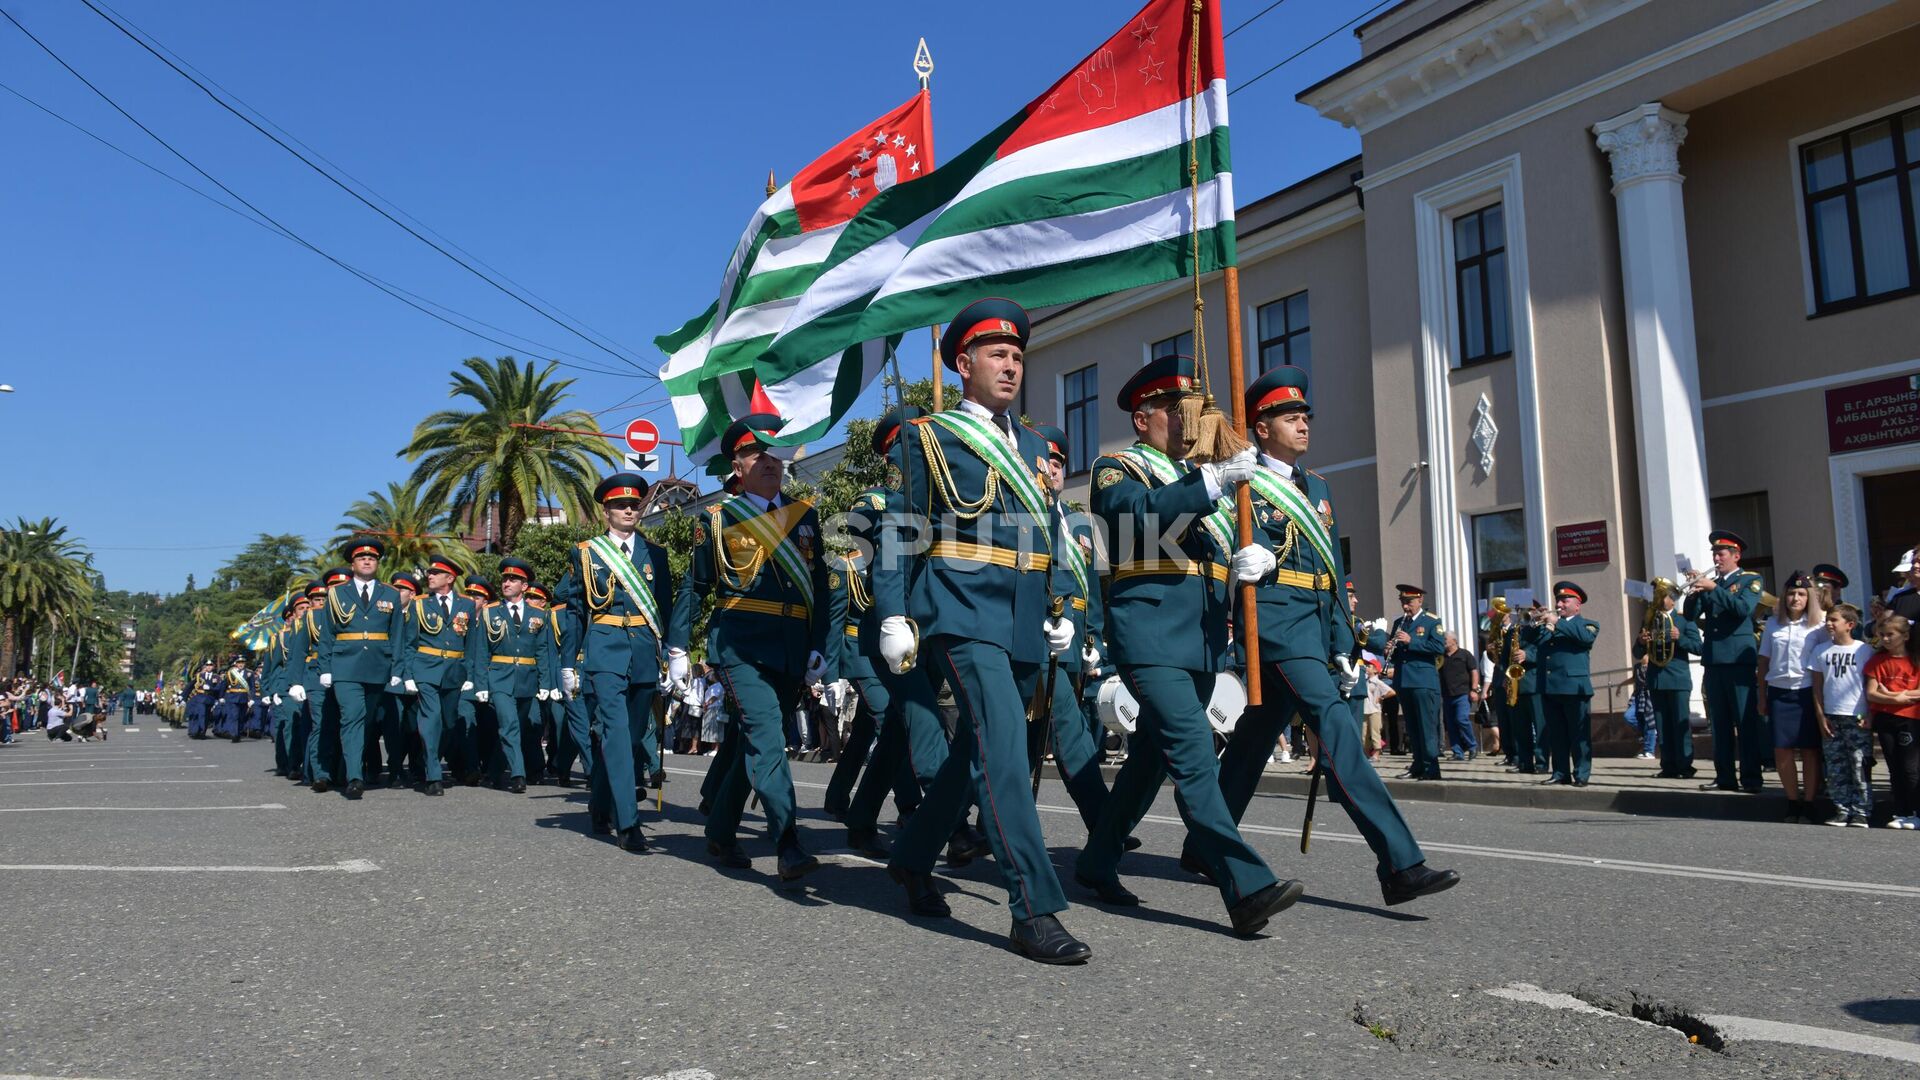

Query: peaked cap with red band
left=426, top=554, right=462, bottom=578
left=722, top=413, right=784, bottom=457
left=594, top=472, right=650, bottom=504
left=1708, top=530, right=1746, bottom=555
left=525, top=583, right=550, bottom=603
left=939, top=297, right=1029, bottom=370
left=871, top=405, right=927, bottom=456
left=1117, top=354, right=1198, bottom=412
left=304, top=580, right=328, bottom=598
left=323, top=567, right=352, bottom=587
left=1554, top=580, right=1587, bottom=603
left=464, top=579, right=495, bottom=602
left=342, top=535, right=385, bottom=561
left=1031, top=424, right=1069, bottom=462
left=499, top=557, right=533, bottom=581
left=389, top=571, right=421, bottom=593
left=1245, top=364, right=1311, bottom=419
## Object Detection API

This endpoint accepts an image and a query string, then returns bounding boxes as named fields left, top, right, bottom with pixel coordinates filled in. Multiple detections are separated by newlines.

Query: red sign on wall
left=1827, top=374, right=1920, bottom=454
left=1555, top=520, right=1610, bottom=568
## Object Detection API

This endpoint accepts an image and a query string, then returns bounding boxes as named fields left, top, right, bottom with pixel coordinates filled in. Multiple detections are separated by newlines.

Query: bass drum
left=1095, top=675, right=1138, bottom=737
left=1206, top=670, right=1246, bottom=736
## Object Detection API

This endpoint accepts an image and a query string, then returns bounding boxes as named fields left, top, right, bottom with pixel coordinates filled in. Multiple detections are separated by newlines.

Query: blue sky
left=1, top=0, right=1374, bottom=593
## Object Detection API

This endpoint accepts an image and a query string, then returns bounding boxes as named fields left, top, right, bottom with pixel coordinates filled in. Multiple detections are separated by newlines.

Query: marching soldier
left=527, top=582, right=586, bottom=785
left=475, top=558, right=558, bottom=793
left=369, top=570, right=422, bottom=786
left=873, top=299, right=1088, bottom=961
left=1388, top=585, right=1447, bottom=780
left=1635, top=583, right=1703, bottom=778
left=1684, top=530, right=1767, bottom=792
left=1074, top=353, right=1301, bottom=940
left=187, top=659, right=218, bottom=739
left=1192, top=366, right=1458, bottom=906
left=215, top=654, right=250, bottom=742
left=397, top=554, right=482, bottom=796
left=557, top=473, right=674, bottom=852
left=263, top=603, right=295, bottom=772
left=313, top=539, right=403, bottom=799
left=461, top=579, right=498, bottom=784
left=283, top=580, right=329, bottom=783
left=669, top=421, right=827, bottom=879
left=1535, top=582, right=1599, bottom=785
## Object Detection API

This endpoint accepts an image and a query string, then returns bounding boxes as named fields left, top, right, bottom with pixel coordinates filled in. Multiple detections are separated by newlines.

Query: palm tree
left=401, top=357, right=618, bottom=552
left=330, top=480, right=479, bottom=575
left=0, top=516, right=95, bottom=678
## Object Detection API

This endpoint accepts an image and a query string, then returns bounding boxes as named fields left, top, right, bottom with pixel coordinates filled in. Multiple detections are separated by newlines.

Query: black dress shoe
left=846, top=827, right=889, bottom=859
left=707, top=840, right=752, bottom=869
left=311, top=779, right=331, bottom=794
left=1572, top=779, right=1589, bottom=787
left=823, top=802, right=849, bottom=822
left=618, top=826, right=649, bottom=853
left=462, top=773, right=480, bottom=787
left=1701, top=781, right=1735, bottom=791
left=946, top=825, right=991, bottom=867
left=1074, top=872, right=1140, bottom=906
left=1179, top=852, right=1216, bottom=883
left=1381, top=863, right=1461, bottom=906
left=288, top=771, right=304, bottom=785
left=648, top=769, right=666, bottom=789
left=697, top=798, right=713, bottom=816
left=508, top=776, right=527, bottom=794
left=1008, top=915, right=1091, bottom=965
left=1123, top=835, right=1143, bottom=851
left=345, top=779, right=364, bottom=799
left=1229, top=879, right=1305, bottom=937
left=888, top=864, right=950, bottom=917
left=424, top=781, right=444, bottom=796
left=777, top=837, right=820, bottom=882
left=589, top=817, right=613, bottom=835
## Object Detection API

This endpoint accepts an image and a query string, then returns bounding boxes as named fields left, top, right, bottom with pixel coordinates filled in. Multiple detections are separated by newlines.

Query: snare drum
left=1095, top=676, right=1138, bottom=736
left=1206, top=671, right=1246, bottom=736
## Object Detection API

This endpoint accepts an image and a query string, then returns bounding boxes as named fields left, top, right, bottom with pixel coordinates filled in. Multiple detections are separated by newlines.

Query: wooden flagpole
left=916, top=38, right=943, bottom=413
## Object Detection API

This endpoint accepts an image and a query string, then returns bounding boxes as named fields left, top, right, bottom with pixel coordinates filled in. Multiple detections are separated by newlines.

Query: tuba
left=1644, top=577, right=1676, bottom=667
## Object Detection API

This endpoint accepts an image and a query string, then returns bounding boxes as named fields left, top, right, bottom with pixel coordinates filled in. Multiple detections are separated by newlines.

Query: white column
left=1593, top=103, right=1713, bottom=579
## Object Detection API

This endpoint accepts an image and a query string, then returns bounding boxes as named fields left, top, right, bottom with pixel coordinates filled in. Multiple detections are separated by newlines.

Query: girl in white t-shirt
left=1811, top=603, right=1874, bottom=827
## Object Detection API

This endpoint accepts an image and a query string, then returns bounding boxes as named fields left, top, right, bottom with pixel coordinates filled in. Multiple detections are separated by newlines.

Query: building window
left=1801, top=106, right=1920, bottom=314
left=1150, top=331, right=1193, bottom=361
left=1471, top=509, right=1528, bottom=609
left=1257, top=291, right=1311, bottom=377
left=1453, top=203, right=1512, bottom=366
left=1060, top=364, right=1098, bottom=476
left=1709, top=492, right=1774, bottom=585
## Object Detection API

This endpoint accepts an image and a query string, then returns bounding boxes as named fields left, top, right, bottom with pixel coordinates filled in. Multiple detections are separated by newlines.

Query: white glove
left=402, top=680, right=418, bottom=695
left=1043, top=616, right=1075, bottom=655
left=537, top=688, right=555, bottom=701
left=667, top=649, right=690, bottom=687
left=1333, top=655, right=1359, bottom=696
left=475, top=690, right=491, bottom=704
left=287, top=684, right=308, bottom=703
left=460, top=681, right=473, bottom=692
left=318, top=673, right=332, bottom=689
left=805, top=650, right=827, bottom=687
left=1231, top=544, right=1277, bottom=584
left=879, top=615, right=915, bottom=675
left=272, top=694, right=283, bottom=706
left=1081, top=641, right=1100, bottom=668
left=1203, top=448, right=1259, bottom=490
left=561, top=668, right=579, bottom=693
left=388, top=676, right=401, bottom=687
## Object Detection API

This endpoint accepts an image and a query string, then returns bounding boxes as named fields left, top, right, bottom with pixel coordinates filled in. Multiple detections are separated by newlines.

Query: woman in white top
left=1758, top=571, right=1824, bottom=821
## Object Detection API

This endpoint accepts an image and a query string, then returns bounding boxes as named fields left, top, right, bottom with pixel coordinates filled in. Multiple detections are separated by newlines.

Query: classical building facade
left=1022, top=0, right=1920, bottom=717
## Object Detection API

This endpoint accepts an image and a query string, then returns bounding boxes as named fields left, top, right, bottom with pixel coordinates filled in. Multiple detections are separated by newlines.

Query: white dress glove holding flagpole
left=561, top=668, right=578, bottom=693
left=879, top=615, right=915, bottom=674
left=287, top=684, right=307, bottom=703
left=1231, top=544, right=1277, bottom=584
left=1202, top=448, right=1259, bottom=492
left=1043, top=616, right=1075, bottom=655
left=1333, top=655, right=1359, bottom=696
left=668, top=649, right=690, bottom=687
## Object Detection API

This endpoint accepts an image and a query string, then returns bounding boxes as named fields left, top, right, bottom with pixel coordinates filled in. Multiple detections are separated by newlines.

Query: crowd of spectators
left=0, top=676, right=153, bottom=744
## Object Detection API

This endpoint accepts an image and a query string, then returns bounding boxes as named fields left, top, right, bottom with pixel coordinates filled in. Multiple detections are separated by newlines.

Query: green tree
left=212, top=533, right=314, bottom=598
left=331, top=482, right=475, bottom=575
left=799, top=375, right=952, bottom=547
left=400, top=356, right=619, bottom=553
left=0, top=516, right=96, bottom=678
left=509, top=521, right=599, bottom=589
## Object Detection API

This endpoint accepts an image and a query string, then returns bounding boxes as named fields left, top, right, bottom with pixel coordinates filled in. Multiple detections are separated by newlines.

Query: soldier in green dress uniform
left=284, top=579, right=332, bottom=784
left=1488, top=602, right=1545, bottom=773
left=1073, top=354, right=1303, bottom=939
left=1191, top=366, right=1458, bottom=906
left=1684, top=530, right=1768, bottom=792
left=314, top=541, right=403, bottom=799
left=528, top=582, right=586, bottom=785
left=1388, top=585, right=1447, bottom=780
left=1536, top=581, right=1599, bottom=785
left=1634, top=584, right=1703, bottom=778
left=474, top=558, right=559, bottom=794
left=669, top=424, right=826, bottom=879
left=372, top=570, right=421, bottom=786
left=557, top=473, right=674, bottom=852
left=395, top=554, right=483, bottom=796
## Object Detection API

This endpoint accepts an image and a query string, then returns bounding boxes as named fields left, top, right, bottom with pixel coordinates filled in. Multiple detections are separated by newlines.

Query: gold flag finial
left=914, top=37, right=933, bottom=89
left=766, top=169, right=777, bottom=197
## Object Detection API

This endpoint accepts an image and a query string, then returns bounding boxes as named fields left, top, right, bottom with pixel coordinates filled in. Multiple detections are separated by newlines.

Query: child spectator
left=1362, top=659, right=1393, bottom=760
left=1811, top=604, right=1873, bottom=827
left=1865, top=614, right=1920, bottom=829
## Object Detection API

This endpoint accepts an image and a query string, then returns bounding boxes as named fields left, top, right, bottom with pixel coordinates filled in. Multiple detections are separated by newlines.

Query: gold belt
left=843, top=625, right=859, bottom=638
left=336, top=632, right=389, bottom=641
left=717, top=597, right=810, bottom=620
left=1272, top=568, right=1333, bottom=590
left=591, top=613, right=651, bottom=628
left=415, top=645, right=463, bottom=659
left=490, top=655, right=537, bottom=666
left=1111, top=559, right=1228, bottom=583
left=926, top=541, right=1051, bottom=572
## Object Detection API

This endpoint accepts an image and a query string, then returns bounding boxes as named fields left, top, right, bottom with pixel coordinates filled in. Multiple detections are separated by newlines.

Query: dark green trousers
left=1202, top=658, right=1423, bottom=880
left=889, top=637, right=1065, bottom=921
left=822, top=680, right=879, bottom=817
left=328, top=680, right=382, bottom=785
left=1543, top=693, right=1592, bottom=782
left=586, top=674, right=654, bottom=832
left=1033, top=665, right=1109, bottom=832
left=1653, top=688, right=1694, bottom=776
left=1400, top=687, right=1442, bottom=778
left=1083, top=664, right=1277, bottom=909
left=1704, top=665, right=1764, bottom=790
left=705, top=662, right=802, bottom=845
left=844, top=669, right=938, bottom=832
left=700, top=709, right=740, bottom=805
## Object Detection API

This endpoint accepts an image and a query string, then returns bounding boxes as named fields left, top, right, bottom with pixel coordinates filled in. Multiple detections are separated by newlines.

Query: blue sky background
left=1, top=0, right=1376, bottom=593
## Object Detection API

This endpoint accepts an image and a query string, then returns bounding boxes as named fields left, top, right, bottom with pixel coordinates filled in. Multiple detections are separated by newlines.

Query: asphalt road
left=2, top=726, right=1916, bottom=1080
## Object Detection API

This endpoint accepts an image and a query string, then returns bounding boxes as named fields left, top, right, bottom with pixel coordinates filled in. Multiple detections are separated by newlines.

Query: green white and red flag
left=657, top=91, right=934, bottom=464
left=755, top=0, right=1231, bottom=443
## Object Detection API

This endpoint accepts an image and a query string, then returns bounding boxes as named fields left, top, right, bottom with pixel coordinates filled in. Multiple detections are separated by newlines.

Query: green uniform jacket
left=1090, top=445, right=1229, bottom=674
left=1633, top=610, right=1703, bottom=692
left=874, top=416, right=1055, bottom=665
left=476, top=601, right=559, bottom=697
left=286, top=612, right=325, bottom=693
left=1681, top=569, right=1765, bottom=667
left=561, top=535, right=674, bottom=684
left=826, top=485, right=890, bottom=683
left=1050, top=512, right=1107, bottom=676
left=1537, top=615, right=1600, bottom=697
left=537, top=603, right=581, bottom=689
left=316, top=580, right=404, bottom=684
left=1388, top=610, right=1447, bottom=691
left=260, top=627, right=284, bottom=697
left=1489, top=619, right=1540, bottom=696
left=1243, top=463, right=1352, bottom=663
left=672, top=496, right=825, bottom=677
left=395, top=593, right=484, bottom=690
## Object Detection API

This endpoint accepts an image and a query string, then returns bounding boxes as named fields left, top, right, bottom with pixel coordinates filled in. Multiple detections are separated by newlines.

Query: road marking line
left=0, top=858, right=378, bottom=874
left=640, top=1070, right=717, bottom=1080
left=0, top=764, right=220, bottom=775
left=0, top=803, right=286, bottom=813
left=0, top=778, right=243, bottom=787
left=2, top=754, right=203, bottom=763
left=669, top=766, right=1920, bottom=900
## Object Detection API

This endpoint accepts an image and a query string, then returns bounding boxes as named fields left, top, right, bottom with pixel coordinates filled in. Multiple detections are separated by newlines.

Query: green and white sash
left=586, top=535, right=662, bottom=629
left=1205, top=465, right=1339, bottom=580
left=718, top=496, right=815, bottom=609
left=924, top=411, right=1054, bottom=551
left=1057, top=522, right=1092, bottom=602
left=1114, top=443, right=1234, bottom=556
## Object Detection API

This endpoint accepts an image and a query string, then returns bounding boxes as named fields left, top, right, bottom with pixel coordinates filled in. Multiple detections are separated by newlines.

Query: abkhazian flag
left=658, top=91, right=935, bottom=463
left=755, top=0, right=1230, bottom=443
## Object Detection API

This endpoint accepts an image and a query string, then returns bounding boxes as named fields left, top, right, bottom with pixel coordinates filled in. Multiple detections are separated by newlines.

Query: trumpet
left=1682, top=567, right=1719, bottom=593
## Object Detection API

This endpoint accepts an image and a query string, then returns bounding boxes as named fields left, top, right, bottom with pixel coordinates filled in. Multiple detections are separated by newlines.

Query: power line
left=0, top=16, right=640, bottom=380
left=1225, top=0, right=1295, bottom=39
left=1229, top=0, right=1398, bottom=97
left=77, top=0, right=652, bottom=375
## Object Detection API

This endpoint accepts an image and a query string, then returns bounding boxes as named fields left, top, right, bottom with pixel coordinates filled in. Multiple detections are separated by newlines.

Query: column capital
left=1593, top=103, right=1689, bottom=191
